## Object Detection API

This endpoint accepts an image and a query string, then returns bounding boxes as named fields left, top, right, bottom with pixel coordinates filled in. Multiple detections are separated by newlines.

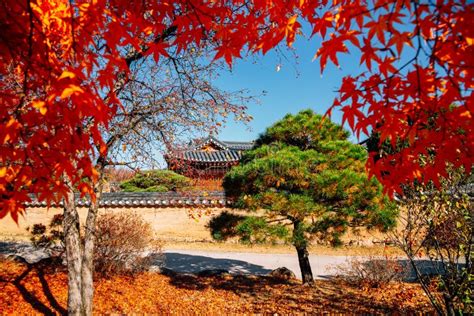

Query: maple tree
left=2, top=1, right=255, bottom=312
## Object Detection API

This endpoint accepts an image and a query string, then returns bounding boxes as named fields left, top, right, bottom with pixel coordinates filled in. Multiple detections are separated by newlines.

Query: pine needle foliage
left=215, top=110, right=398, bottom=283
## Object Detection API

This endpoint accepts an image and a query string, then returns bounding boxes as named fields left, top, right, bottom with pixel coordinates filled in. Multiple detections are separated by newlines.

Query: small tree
left=391, top=168, right=473, bottom=315
left=367, top=126, right=473, bottom=315
left=119, top=170, right=191, bottom=192
left=217, top=110, right=397, bottom=284
left=29, top=212, right=163, bottom=277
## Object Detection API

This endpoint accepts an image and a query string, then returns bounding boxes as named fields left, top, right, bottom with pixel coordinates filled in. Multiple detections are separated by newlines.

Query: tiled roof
left=167, top=136, right=254, bottom=163
left=189, top=136, right=254, bottom=151
left=221, top=140, right=254, bottom=150
left=25, top=192, right=229, bottom=208
left=174, top=149, right=243, bottom=163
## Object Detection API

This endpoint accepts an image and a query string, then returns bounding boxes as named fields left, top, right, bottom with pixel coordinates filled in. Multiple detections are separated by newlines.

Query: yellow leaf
left=61, top=84, right=84, bottom=99
left=58, top=70, right=76, bottom=80
left=6, top=117, right=17, bottom=128
left=460, top=110, right=472, bottom=119
left=412, top=169, right=422, bottom=178
left=3, top=133, right=10, bottom=143
left=99, top=144, right=107, bottom=155
left=0, top=167, right=7, bottom=178
left=288, top=14, right=298, bottom=26
left=32, top=100, right=47, bottom=115
left=143, top=26, right=153, bottom=35
left=466, top=37, right=474, bottom=46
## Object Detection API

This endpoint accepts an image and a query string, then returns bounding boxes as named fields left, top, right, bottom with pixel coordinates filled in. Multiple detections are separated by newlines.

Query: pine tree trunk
left=292, top=219, right=314, bottom=285
left=63, top=189, right=83, bottom=315
left=295, top=245, right=314, bottom=285
left=81, top=189, right=100, bottom=316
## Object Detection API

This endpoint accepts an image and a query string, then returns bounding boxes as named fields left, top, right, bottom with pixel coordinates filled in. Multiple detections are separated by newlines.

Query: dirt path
left=163, top=249, right=354, bottom=279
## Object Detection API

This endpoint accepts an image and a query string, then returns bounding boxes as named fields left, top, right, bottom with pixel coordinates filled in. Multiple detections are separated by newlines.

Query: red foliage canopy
left=1, top=0, right=473, bottom=219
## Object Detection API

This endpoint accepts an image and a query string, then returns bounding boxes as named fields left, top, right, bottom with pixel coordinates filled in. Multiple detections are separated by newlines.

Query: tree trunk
left=295, top=245, right=314, bottom=285
left=292, top=219, right=314, bottom=285
left=63, top=189, right=83, bottom=315
left=443, top=293, right=456, bottom=316
left=81, top=188, right=101, bottom=316
left=406, top=253, right=444, bottom=315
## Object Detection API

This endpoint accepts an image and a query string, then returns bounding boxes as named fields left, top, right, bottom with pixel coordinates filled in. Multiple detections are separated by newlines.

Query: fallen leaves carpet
left=0, top=259, right=434, bottom=314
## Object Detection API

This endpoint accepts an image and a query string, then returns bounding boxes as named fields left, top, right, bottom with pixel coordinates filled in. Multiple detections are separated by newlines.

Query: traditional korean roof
left=220, top=140, right=255, bottom=150
left=188, top=136, right=254, bottom=151
left=172, top=149, right=242, bottom=163
left=166, top=136, right=254, bottom=164
left=25, top=191, right=229, bottom=208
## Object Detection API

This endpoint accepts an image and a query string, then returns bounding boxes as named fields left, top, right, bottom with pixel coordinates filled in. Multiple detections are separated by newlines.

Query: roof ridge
left=221, top=140, right=254, bottom=144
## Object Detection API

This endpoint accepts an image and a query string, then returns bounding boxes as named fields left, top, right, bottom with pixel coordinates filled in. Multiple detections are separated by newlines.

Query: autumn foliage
left=1, top=0, right=473, bottom=219
left=0, top=258, right=434, bottom=314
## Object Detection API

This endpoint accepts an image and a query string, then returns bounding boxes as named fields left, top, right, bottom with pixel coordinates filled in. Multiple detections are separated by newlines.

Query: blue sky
left=214, top=33, right=363, bottom=144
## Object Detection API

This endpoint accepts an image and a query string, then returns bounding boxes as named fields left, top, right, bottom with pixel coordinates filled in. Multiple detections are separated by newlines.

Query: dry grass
left=0, top=259, right=433, bottom=314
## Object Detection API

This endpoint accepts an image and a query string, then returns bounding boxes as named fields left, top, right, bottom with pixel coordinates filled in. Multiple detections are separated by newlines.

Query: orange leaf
left=60, top=85, right=84, bottom=99
left=32, top=100, right=47, bottom=115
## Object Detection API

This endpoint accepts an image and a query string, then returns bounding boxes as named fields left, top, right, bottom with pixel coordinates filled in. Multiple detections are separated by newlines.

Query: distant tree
left=120, top=170, right=191, bottom=192
left=215, top=110, right=397, bottom=284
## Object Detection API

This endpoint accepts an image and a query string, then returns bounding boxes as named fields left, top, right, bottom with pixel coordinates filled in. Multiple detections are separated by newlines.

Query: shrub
left=120, top=182, right=169, bottom=193
left=29, top=212, right=163, bottom=276
left=336, top=256, right=406, bottom=288
left=119, top=170, right=191, bottom=192
left=94, top=212, right=163, bottom=276
left=28, top=214, right=64, bottom=257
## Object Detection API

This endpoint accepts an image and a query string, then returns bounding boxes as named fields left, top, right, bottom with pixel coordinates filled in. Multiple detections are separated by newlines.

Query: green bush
left=119, top=170, right=191, bottom=192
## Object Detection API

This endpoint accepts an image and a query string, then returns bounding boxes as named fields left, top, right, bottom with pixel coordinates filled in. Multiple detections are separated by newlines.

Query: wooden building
left=165, top=136, right=254, bottom=179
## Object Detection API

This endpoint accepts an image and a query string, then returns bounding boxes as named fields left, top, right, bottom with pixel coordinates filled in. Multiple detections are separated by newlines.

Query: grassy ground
left=0, top=259, right=433, bottom=314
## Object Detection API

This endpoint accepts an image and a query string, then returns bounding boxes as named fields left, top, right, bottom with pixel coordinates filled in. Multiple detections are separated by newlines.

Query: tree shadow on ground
left=161, top=253, right=430, bottom=313
left=164, top=272, right=425, bottom=313
left=1, top=257, right=66, bottom=315
left=397, top=259, right=465, bottom=282
left=163, top=252, right=272, bottom=275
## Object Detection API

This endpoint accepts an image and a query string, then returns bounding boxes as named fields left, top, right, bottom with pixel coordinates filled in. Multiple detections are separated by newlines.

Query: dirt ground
left=0, top=207, right=400, bottom=256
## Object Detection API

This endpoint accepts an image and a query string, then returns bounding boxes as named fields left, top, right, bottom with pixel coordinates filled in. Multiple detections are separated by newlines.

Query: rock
left=269, top=267, right=296, bottom=280
left=159, top=267, right=178, bottom=277
left=197, top=269, right=230, bottom=277
left=2, top=254, right=29, bottom=265
left=18, top=249, right=50, bottom=264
